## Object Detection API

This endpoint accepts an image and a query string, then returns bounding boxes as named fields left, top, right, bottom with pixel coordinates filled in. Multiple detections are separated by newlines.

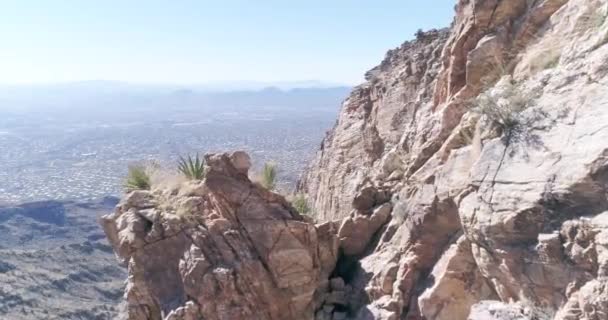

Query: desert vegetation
left=473, top=79, right=546, bottom=145
left=124, top=164, right=151, bottom=191
left=259, top=162, right=277, bottom=190
left=251, top=161, right=314, bottom=218
left=291, top=193, right=311, bottom=215
left=525, top=43, right=562, bottom=74
left=178, top=154, right=206, bottom=180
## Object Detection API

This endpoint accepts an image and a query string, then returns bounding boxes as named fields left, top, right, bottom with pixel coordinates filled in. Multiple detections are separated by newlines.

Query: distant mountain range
left=0, top=81, right=351, bottom=113
left=0, top=79, right=350, bottom=91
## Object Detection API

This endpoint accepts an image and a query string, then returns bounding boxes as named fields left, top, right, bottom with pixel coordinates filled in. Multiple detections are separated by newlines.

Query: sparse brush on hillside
left=473, top=79, right=545, bottom=144
left=526, top=43, right=562, bottom=73
left=124, top=164, right=151, bottom=191
left=260, top=162, right=277, bottom=190
left=178, top=154, right=206, bottom=180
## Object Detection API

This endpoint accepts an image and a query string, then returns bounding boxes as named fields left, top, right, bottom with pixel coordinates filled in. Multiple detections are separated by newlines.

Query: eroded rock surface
left=299, top=0, right=608, bottom=319
left=106, top=0, right=608, bottom=319
left=101, top=152, right=338, bottom=320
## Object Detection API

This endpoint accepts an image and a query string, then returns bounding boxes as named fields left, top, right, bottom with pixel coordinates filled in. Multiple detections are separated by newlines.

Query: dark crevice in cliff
left=331, top=251, right=361, bottom=286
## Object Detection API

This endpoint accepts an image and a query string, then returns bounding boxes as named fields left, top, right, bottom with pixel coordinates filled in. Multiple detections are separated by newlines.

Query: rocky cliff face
left=301, top=0, right=608, bottom=319
left=104, top=0, right=608, bottom=319
left=101, top=152, right=339, bottom=320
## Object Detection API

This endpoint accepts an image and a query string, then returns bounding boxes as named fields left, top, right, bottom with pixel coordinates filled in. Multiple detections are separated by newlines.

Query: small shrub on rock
left=124, top=164, right=151, bottom=191
left=473, top=79, right=546, bottom=145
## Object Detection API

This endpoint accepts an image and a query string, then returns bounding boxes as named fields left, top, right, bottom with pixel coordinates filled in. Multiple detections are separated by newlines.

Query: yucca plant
left=178, top=154, right=206, bottom=180
left=124, top=164, right=151, bottom=191
left=291, top=193, right=310, bottom=215
left=260, top=162, right=277, bottom=190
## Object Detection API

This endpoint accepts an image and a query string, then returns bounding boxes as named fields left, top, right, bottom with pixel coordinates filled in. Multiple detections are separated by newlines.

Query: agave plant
left=260, top=162, right=277, bottom=190
left=178, top=154, right=206, bottom=180
left=124, top=164, right=151, bottom=191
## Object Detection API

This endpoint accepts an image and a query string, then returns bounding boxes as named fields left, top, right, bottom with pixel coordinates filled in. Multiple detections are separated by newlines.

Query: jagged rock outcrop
left=101, top=152, right=339, bottom=320
left=299, top=0, right=608, bottom=319
left=299, top=28, right=450, bottom=222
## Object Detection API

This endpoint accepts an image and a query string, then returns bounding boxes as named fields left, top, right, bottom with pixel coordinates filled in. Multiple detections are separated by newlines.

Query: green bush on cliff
left=178, top=154, right=206, bottom=180
left=260, top=162, right=277, bottom=190
left=124, top=164, right=151, bottom=191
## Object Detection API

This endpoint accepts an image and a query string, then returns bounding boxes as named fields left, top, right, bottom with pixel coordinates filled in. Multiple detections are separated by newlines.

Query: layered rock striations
left=104, top=0, right=608, bottom=319
left=300, top=0, right=608, bottom=319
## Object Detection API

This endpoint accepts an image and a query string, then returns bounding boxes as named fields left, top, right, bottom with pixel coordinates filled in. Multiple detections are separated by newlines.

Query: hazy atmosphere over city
left=0, top=1, right=454, bottom=204
left=0, top=3, right=455, bottom=318
left=6, top=1, right=607, bottom=320
left=0, top=84, right=350, bottom=203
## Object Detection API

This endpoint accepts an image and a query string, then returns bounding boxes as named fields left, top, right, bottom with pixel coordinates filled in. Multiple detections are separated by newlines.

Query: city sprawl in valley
left=0, top=85, right=349, bottom=203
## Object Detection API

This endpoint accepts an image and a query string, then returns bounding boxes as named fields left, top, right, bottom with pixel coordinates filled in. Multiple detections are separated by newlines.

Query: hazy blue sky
left=0, top=1, right=455, bottom=85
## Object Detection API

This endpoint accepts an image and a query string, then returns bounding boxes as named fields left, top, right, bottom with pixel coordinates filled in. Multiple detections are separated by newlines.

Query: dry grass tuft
left=473, top=79, right=546, bottom=145
left=259, top=162, right=277, bottom=191
left=124, top=164, right=151, bottom=191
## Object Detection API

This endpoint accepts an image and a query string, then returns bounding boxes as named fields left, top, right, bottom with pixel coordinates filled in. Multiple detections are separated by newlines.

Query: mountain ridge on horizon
left=0, top=79, right=353, bottom=91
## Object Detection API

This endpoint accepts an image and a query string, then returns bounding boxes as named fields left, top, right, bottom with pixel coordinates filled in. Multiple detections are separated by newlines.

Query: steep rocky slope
left=299, top=0, right=608, bottom=319
left=104, top=0, right=608, bottom=319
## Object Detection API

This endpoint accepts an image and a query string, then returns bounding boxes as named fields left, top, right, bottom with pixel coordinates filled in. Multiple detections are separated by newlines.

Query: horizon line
left=0, top=79, right=357, bottom=88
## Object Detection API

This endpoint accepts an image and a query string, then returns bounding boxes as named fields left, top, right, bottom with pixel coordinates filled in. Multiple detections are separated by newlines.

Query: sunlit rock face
left=299, top=0, right=608, bottom=319
left=105, top=0, right=608, bottom=319
left=101, top=151, right=339, bottom=320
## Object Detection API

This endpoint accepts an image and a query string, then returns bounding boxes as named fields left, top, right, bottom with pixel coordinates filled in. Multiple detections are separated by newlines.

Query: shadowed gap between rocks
left=541, top=158, right=608, bottom=233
